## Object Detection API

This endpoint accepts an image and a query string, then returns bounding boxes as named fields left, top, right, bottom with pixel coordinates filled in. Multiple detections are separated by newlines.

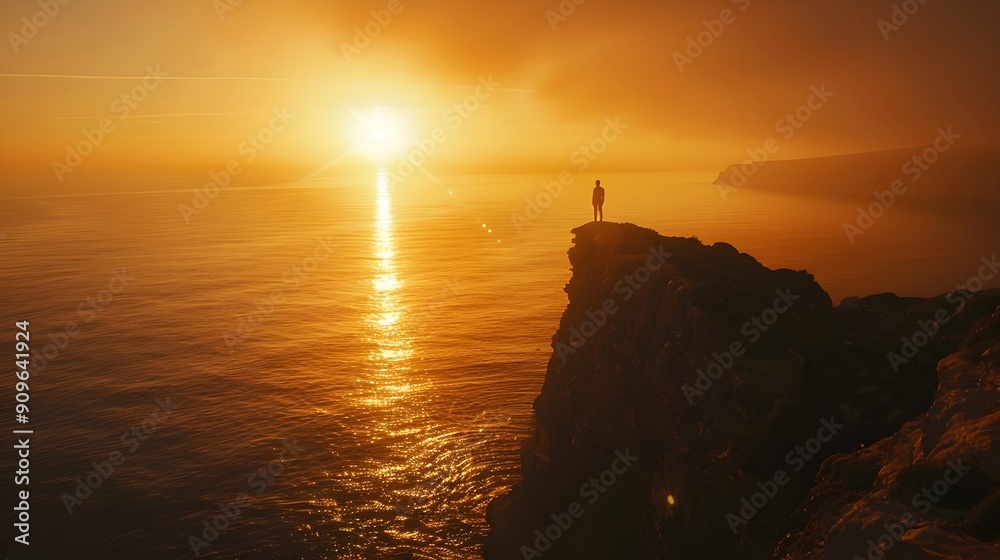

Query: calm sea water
left=1, top=171, right=996, bottom=559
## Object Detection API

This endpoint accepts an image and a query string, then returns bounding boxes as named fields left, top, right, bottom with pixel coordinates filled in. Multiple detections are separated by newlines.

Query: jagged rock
left=485, top=222, right=1000, bottom=559
left=775, top=308, right=1000, bottom=560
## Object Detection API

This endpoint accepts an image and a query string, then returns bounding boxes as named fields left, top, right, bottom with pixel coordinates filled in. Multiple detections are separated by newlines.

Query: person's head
left=596, top=180, right=601, bottom=187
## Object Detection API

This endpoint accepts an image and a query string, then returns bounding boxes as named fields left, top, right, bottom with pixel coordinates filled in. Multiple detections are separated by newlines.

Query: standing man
left=592, top=180, right=606, bottom=222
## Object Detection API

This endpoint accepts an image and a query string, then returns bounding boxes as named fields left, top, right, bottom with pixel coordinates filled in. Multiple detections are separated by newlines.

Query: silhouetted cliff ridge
left=485, top=222, right=1000, bottom=559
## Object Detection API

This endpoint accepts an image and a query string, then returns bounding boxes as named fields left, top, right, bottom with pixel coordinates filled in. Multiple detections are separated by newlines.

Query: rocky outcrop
left=485, top=222, right=999, bottom=559
left=775, top=309, right=1000, bottom=560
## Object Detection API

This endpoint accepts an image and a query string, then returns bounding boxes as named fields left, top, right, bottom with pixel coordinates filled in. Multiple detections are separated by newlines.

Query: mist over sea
left=1, top=171, right=996, bottom=558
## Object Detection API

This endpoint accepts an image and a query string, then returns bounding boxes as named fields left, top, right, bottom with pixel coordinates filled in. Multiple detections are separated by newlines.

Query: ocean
left=1, top=171, right=996, bottom=558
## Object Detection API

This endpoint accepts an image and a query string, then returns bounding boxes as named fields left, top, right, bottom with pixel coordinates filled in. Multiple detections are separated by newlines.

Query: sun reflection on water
left=309, top=172, right=514, bottom=559
left=363, top=172, right=417, bottom=407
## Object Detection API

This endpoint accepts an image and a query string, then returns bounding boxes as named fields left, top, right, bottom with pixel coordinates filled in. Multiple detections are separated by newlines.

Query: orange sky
left=2, top=0, right=998, bottom=185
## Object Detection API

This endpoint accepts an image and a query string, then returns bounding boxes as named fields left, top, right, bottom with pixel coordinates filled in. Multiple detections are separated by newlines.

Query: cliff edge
left=485, top=222, right=1000, bottom=559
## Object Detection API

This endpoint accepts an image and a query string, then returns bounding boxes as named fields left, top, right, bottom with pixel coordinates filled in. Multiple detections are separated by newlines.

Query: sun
left=348, top=106, right=408, bottom=160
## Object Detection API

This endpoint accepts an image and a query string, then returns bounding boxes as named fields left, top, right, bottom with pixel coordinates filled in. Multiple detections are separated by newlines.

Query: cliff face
left=775, top=311, right=1000, bottom=560
left=485, top=222, right=1000, bottom=559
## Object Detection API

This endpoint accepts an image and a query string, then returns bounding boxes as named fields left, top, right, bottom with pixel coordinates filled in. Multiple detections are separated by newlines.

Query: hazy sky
left=2, top=0, right=998, bottom=184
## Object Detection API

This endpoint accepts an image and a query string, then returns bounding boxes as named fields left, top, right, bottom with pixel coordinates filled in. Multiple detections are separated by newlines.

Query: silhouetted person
left=592, top=180, right=605, bottom=222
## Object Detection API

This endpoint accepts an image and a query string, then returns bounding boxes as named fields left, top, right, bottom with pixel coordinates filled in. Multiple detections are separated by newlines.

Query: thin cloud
left=0, top=73, right=305, bottom=81
left=399, top=81, right=535, bottom=94
left=42, top=112, right=248, bottom=120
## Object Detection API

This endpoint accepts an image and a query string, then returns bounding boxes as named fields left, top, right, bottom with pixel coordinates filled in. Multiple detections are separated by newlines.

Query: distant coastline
left=714, top=144, right=1000, bottom=204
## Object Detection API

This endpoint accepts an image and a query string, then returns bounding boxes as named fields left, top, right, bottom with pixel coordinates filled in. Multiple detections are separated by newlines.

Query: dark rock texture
left=485, top=222, right=999, bottom=559
left=775, top=310, right=1000, bottom=560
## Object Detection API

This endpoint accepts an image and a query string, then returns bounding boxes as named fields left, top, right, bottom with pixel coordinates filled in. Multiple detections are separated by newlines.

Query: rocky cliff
left=485, top=222, right=999, bottom=559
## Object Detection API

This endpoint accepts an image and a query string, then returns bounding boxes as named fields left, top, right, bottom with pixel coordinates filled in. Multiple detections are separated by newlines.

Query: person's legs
left=593, top=205, right=598, bottom=222
left=598, top=204, right=603, bottom=221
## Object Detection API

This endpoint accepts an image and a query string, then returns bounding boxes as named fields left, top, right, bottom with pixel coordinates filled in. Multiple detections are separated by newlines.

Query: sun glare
left=349, top=106, right=408, bottom=160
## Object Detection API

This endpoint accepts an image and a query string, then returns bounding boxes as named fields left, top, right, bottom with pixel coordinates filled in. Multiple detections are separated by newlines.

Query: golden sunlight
left=348, top=106, right=409, bottom=160
left=362, top=172, right=416, bottom=406
left=6, top=2, right=1000, bottom=558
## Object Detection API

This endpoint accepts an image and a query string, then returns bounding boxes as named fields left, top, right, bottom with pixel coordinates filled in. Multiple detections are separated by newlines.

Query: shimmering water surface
left=1, top=172, right=997, bottom=558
